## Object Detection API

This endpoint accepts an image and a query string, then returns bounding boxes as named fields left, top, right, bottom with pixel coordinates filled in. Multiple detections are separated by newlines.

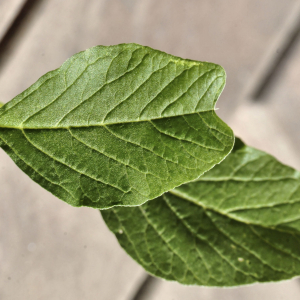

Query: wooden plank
left=229, top=36, right=300, bottom=171
left=0, top=0, right=26, bottom=41
left=229, top=101, right=300, bottom=170
left=0, top=148, right=145, bottom=300
left=261, top=36, right=300, bottom=156
left=137, top=278, right=300, bottom=300
left=0, top=0, right=299, bottom=299
left=247, top=1, right=300, bottom=99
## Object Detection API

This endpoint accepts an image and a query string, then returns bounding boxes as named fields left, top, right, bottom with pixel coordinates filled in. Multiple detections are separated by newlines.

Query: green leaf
left=101, top=138, right=300, bottom=286
left=0, top=43, right=233, bottom=209
left=0, top=102, right=3, bottom=108
left=177, top=138, right=300, bottom=233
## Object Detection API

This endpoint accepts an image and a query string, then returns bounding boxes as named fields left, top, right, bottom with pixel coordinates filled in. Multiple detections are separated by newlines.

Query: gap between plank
left=130, top=275, right=158, bottom=300
left=0, top=0, right=43, bottom=70
left=246, top=1, right=300, bottom=100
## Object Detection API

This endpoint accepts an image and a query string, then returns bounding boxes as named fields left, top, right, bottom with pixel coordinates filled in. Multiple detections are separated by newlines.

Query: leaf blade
left=102, top=138, right=300, bottom=285
left=0, top=44, right=233, bottom=208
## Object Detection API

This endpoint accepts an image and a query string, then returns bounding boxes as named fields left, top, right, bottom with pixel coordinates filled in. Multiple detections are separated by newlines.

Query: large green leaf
left=101, top=138, right=300, bottom=286
left=0, top=44, right=233, bottom=209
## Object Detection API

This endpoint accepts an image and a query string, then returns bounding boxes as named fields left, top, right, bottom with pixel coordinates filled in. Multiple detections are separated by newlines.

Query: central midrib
left=0, top=109, right=217, bottom=130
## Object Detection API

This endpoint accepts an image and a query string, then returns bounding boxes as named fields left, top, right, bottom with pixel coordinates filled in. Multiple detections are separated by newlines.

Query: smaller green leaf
left=0, top=102, right=3, bottom=108
left=102, top=138, right=300, bottom=286
left=178, top=138, right=300, bottom=233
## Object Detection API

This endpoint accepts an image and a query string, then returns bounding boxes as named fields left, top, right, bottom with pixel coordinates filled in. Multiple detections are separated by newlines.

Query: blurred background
left=0, top=0, right=300, bottom=299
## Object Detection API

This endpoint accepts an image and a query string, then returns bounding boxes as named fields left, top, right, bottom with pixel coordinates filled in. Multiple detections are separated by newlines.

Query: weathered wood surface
left=229, top=35, right=300, bottom=171
left=141, top=277, right=300, bottom=300
left=0, top=0, right=300, bottom=299
left=0, top=151, right=145, bottom=300
left=262, top=35, right=300, bottom=156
